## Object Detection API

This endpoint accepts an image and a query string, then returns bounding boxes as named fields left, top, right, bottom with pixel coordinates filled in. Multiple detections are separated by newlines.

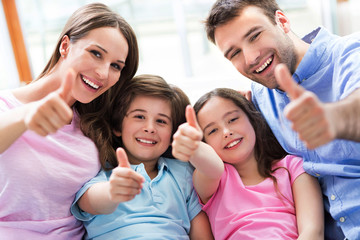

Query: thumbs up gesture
left=275, top=64, right=336, bottom=149
left=24, top=69, right=75, bottom=136
left=172, top=105, right=203, bottom=161
left=108, top=148, right=145, bottom=203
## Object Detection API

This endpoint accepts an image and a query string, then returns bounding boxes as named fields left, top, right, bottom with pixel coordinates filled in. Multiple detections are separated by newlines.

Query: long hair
left=102, top=74, right=190, bottom=169
left=205, top=0, right=280, bottom=44
left=35, top=3, right=139, bottom=167
left=193, top=88, right=287, bottom=185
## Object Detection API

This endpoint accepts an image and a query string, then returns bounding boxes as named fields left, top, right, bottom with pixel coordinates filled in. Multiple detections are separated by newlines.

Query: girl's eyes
left=229, top=117, right=238, bottom=123
left=208, top=128, right=217, bottom=136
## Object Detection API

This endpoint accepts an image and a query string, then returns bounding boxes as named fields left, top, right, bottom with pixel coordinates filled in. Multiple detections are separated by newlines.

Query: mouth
left=255, top=56, right=273, bottom=74
left=136, top=138, right=157, bottom=145
left=81, top=75, right=100, bottom=90
left=224, top=138, right=243, bottom=149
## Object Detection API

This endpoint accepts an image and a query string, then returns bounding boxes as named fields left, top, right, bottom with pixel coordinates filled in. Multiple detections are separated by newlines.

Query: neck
left=289, top=31, right=311, bottom=69
left=232, top=156, right=264, bottom=186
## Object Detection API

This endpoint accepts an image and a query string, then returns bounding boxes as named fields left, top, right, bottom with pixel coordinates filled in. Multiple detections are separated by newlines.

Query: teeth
left=137, top=138, right=156, bottom=144
left=82, top=76, right=99, bottom=89
left=225, top=139, right=241, bottom=149
left=255, top=57, right=273, bottom=73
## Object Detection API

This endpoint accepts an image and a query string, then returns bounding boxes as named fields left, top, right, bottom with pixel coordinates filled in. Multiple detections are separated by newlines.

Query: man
left=205, top=0, right=360, bottom=239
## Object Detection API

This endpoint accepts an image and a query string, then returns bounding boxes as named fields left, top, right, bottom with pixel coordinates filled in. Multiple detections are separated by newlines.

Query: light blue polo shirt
left=71, top=157, right=201, bottom=240
left=252, top=27, right=360, bottom=240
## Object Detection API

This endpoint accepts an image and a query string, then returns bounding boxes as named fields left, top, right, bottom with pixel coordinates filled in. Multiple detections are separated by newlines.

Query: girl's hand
left=24, top=69, right=75, bottom=136
left=172, top=105, right=203, bottom=161
left=108, top=148, right=145, bottom=203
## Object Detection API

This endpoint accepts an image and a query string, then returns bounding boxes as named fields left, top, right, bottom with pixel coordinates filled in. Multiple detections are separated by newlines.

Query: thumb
left=58, top=68, right=75, bottom=105
left=185, top=105, right=199, bottom=129
left=275, top=64, right=304, bottom=100
left=116, top=148, right=131, bottom=168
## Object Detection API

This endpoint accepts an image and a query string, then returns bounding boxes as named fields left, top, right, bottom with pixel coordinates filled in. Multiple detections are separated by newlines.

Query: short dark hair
left=205, top=0, right=281, bottom=44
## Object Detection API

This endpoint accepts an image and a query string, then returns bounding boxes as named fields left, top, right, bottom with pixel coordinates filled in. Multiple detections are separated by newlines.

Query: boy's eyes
left=132, top=115, right=168, bottom=124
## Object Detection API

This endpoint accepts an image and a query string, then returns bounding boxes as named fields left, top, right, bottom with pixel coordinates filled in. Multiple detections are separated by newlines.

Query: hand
left=238, top=89, right=252, bottom=102
left=275, top=64, right=336, bottom=149
left=24, top=69, right=75, bottom=136
left=108, top=148, right=145, bottom=203
left=172, top=105, right=203, bottom=161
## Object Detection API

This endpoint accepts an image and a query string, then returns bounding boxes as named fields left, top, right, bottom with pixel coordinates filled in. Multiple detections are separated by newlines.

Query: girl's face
left=118, top=95, right=173, bottom=165
left=60, top=27, right=129, bottom=105
left=197, top=96, right=256, bottom=166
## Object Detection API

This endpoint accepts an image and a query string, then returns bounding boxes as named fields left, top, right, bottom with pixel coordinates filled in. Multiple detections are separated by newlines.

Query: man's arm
left=276, top=64, right=360, bottom=149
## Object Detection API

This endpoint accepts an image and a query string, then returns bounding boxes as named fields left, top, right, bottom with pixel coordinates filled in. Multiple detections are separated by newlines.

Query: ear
left=59, top=35, right=70, bottom=56
left=275, top=10, right=291, bottom=34
left=113, top=129, right=122, bottom=137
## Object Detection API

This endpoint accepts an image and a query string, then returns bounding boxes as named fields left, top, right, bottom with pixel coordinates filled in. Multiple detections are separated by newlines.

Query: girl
left=172, top=88, right=324, bottom=240
left=71, top=75, right=213, bottom=239
left=0, top=3, right=138, bottom=239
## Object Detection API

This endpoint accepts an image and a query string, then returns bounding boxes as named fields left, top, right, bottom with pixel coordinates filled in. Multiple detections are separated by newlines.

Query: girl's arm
left=78, top=148, right=145, bottom=215
left=189, top=211, right=214, bottom=240
left=292, top=173, right=324, bottom=240
left=172, top=106, right=224, bottom=204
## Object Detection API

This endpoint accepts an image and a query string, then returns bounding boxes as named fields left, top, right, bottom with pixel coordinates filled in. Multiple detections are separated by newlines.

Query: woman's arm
left=189, top=211, right=214, bottom=240
left=292, top=173, right=324, bottom=240
left=78, top=148, right=144, bottom=215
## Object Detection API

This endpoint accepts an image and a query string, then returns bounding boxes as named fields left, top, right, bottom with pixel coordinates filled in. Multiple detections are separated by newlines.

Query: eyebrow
left=127, top=109, right=172, bottom=121
left=95, top=44, right=126, bottom=64
left=202, top=109, right=239, bottom=132
left=223, top=26, right=262, bottom=59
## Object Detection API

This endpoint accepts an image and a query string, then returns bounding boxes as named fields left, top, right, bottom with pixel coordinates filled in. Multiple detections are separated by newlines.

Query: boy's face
left=119, top=95, right=172, bottom=165
left=214, top=6, right=297, bottom=89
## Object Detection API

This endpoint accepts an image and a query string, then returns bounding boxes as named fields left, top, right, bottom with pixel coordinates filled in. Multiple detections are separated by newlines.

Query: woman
left=0, top=3, right=138, bottom=239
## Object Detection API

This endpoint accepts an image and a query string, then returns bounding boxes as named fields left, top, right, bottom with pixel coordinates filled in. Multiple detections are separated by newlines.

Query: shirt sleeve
left=185, top=164, right=202, bottom=221
left=71, top=169, right=109, bottom=221
left=283, top=155, right=306, bottom=185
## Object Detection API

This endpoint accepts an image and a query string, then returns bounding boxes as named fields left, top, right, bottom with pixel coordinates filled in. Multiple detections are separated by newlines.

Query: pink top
left=0, top=90, right=101, bottom=239
left=202, top=155, right=305, bottom=240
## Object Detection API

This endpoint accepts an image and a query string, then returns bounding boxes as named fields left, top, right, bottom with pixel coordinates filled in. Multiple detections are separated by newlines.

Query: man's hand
left=275, top=64, right=336, bottom=149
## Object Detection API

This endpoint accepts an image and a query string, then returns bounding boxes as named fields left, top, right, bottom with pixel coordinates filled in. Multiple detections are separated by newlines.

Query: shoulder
left=275, top=155, right=305, bottom=184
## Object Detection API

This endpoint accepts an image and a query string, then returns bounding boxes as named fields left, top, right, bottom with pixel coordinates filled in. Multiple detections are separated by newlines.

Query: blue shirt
left=71, top=157, right=201, bottom=240
left=252, top=27, right=360, bottom=240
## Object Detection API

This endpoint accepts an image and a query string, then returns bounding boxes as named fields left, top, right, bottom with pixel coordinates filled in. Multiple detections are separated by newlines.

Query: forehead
left=198, top=96, right=241, bottom=125
left=214, top=6, right=273, bottom=50
left=129, top=95, right=171, bottom=113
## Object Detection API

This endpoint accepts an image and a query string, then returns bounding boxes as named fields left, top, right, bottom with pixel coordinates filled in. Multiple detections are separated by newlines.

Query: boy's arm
left=292, top=173, right=324, bottom=239
left=78, top=148, right=145, bottom=215
left=189, top=211, right=214, bottom=240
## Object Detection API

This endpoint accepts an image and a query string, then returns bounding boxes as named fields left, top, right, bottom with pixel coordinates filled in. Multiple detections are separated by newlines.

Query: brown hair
left=194, top=88, right=288, bottom=195
left=35, top=3, right=139, bottom=167
left=102, top=74, right=190, bottom=169
left=205, top=0, right=280, bottom=44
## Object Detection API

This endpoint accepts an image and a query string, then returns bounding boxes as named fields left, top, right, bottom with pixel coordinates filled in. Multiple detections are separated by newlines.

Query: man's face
left=214, top=6, right=297, bottom=89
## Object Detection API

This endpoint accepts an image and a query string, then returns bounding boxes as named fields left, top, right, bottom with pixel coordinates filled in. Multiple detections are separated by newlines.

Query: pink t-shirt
left=202, top=155, right=305, bottom=240
left=0, top=91, right=101, bottom=239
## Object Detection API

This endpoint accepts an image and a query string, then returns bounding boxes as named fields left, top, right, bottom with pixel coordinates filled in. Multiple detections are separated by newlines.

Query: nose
left=243, top=46, right=260, bottom=67
left=144, top=121, right=156, bottom=134
left=95, top=63, right=110, bottom=80
left=224, top=128, right=233, bottom=139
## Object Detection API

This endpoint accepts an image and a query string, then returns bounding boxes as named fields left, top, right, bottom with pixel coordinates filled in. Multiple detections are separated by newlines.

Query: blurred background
left=1, top=0, right=359, bottom=103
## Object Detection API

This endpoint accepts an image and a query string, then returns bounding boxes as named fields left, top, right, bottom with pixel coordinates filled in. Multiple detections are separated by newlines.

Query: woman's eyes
left=90, top=50, right=122, bottom=71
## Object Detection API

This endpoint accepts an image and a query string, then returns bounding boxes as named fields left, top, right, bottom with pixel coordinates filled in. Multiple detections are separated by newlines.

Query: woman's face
left=118, top=95, right=173, bottom=165
left=60, top=27, right=129, bottom=104
left=197, top=96, right=256, bottom=166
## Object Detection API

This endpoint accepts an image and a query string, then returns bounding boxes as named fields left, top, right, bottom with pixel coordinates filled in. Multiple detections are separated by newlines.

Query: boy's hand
left=108, top=148, right=145, bottom=203
left=172, top=105, right=203, bottom=161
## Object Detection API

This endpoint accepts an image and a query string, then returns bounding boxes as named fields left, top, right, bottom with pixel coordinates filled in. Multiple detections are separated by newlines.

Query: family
left=1, top=0, right=359, bottom=239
